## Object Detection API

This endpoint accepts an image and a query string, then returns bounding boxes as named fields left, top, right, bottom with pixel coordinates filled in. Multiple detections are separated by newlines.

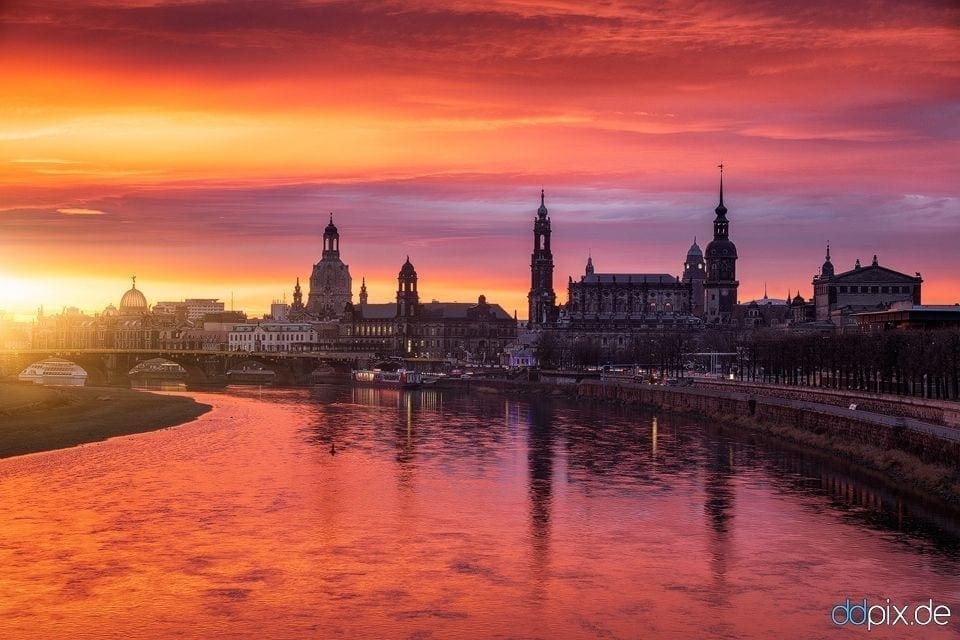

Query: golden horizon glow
left=1, top=0, right=957, bottom=319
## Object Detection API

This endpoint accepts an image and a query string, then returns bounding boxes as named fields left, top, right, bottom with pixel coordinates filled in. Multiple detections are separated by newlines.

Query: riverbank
left=0, top=382, right=212, bottom=458
left=577, top=380, right=960, bottom=504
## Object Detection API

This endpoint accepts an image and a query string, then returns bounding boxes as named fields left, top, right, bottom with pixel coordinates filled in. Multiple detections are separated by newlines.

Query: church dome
left=792, top=294, right=805, bottom=305
left=704, top=237, right=738, bottom=259
left=119, top=278, right=148, bottom=314
left=103, top=303, right=119, bottom=317
left=687, top=238, right=703, bottom=258
left=399, top=256, right=417, bottom=277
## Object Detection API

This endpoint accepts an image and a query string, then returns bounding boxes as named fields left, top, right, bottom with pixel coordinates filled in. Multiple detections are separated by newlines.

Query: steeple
left=290, top=277, right=304, bottom=314
left=712, top=164, right=729, bottom=239
left=703, top=163, right=738, bottom=324
left=528, top=188, right=556, bottom=328
left=359, top=277, right=368, bottom=306
left=715, top=163, right=727, bottom=217
left=585, top=254, right=594, bottom=276
left=821, top=242, right=835, bottom=278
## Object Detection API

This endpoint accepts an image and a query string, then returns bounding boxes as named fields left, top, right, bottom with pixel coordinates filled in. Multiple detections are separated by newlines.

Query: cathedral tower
left=307, top=214, right=353, bottom=319
left=703, top=166, right=739, bottom=324
left=527, top=189, right=557, bottom=328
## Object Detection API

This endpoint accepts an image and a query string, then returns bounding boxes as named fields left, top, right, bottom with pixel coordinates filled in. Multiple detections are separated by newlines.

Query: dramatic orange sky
left=1, top=0, right=958, bottom=320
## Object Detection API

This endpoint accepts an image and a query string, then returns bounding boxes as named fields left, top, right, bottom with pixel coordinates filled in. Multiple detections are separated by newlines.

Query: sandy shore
left=0, top=382, right=212, bottom=458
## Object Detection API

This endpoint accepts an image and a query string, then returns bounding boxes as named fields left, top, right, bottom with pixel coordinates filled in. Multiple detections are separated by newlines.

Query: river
left=0, top=386, right=957, bottom=639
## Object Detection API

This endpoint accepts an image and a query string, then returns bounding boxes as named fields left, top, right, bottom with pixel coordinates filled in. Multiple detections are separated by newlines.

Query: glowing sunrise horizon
left=1, top=0, right=958, bottom=321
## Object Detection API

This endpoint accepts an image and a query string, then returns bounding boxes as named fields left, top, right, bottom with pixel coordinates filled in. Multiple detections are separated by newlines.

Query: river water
left=0, top=386, right=957, bottom=639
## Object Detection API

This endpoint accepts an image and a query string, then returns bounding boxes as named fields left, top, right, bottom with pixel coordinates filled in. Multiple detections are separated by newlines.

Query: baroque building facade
left=812, top=250, right=921, bottom=326
left=340, top=257, right=517, bottom=362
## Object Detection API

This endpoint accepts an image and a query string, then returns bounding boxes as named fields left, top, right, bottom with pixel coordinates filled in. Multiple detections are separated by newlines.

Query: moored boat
left=352, top=368, right=422, bottom=388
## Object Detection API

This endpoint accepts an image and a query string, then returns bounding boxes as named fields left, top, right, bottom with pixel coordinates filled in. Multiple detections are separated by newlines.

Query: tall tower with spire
left=290, top=277, right=305, bottom=314
left=527, top=189, right=557, bottom=328
left=307, top=213, right=353, bottom=319
left=703, top=165, right=739, bottom=324
left=359, top=277, right=368, bottom=306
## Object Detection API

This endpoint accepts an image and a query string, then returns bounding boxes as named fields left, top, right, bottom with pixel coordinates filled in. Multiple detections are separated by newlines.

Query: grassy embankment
left=0, top=382, right=212, bottom=458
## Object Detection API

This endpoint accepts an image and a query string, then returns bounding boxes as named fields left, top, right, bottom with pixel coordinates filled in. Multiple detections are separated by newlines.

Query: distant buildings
left=528, top=167, right=734, bottom=339
left=153, top=298, right=225, bottom=321
left=26, top=175, right=947, bottom=363
left=812, top=250, right=921, bottom=326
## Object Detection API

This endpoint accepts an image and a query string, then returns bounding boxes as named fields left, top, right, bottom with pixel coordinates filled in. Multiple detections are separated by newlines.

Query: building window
left=871, top=286, right=879, bottom=293
left=881, top=286, right=889, bottom=293
left=839, top=286, right=847, bottom=293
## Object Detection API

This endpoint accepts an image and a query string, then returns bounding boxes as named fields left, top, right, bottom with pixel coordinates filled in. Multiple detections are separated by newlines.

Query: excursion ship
left=351, top=368, right=422, bottom=389
left=18, top=358, right=88, bottom=387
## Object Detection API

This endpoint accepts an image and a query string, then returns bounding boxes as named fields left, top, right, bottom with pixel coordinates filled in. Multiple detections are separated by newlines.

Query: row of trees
left=738, top=329, right=960, bottom=400
left=534, top=329, right=737, bottom=379
left=534, top=328, right=960, bottom=400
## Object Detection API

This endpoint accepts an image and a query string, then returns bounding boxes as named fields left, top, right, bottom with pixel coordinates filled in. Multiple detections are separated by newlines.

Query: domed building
left=681, top=237, right=706, bottom=317
left=119, top=276, right=149, bottom=316
left=306, top=214, right=353, bottom=320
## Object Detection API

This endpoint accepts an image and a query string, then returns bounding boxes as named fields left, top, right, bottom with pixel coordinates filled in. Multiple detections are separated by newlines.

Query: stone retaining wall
left=694, top=379, right=960, bottom=427
left=579, top=381, right=960, bottom=469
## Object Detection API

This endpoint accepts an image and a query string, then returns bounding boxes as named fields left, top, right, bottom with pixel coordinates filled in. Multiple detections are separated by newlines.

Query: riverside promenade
left=578, top=377, right=960, bottom=474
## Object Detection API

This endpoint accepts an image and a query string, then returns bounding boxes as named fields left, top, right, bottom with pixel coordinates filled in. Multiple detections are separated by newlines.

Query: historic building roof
left=399, top=256, right=417, bottom=277
left=119, top=277, right=148, bottom=315
left=818, top=256, right=921, bottom=284
left=581, top=273, right=680, bottom=284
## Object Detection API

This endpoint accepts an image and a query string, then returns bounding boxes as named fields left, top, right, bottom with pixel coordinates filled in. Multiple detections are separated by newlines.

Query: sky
left=1, top=0, right=958, bottom=320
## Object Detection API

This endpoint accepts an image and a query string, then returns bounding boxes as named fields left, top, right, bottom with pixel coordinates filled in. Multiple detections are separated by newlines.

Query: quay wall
left=578, top=380, right=960, bottom=470
left=693, top=379, right=960, bottom=428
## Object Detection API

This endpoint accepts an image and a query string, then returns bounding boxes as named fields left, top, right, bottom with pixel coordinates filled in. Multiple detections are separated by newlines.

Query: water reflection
left=525, top=400, right=554, bottom=595
left=0, top=387, right=957, bottom=639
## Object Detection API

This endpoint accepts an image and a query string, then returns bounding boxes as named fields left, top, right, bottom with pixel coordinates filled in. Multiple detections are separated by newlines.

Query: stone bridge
left=0, top=349, right=371, bottom=386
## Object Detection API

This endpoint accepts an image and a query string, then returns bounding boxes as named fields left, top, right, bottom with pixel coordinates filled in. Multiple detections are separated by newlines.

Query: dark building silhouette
left=307, top=214, right=353, bottom=319
left=704, top=165, right=739, bottom=324
left=682, top=238, right=706, bottom=318
left=527, top=190, right=557, bottom=328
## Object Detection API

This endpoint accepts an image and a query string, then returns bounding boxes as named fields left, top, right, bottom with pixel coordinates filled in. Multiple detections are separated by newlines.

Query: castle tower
left=306, top=213, right=353, bottom=319
left=682, top=237, right=706, bottom=318
left=704, top=165, right=739, bottom=324
left=527, top=189, right=557, bottom=328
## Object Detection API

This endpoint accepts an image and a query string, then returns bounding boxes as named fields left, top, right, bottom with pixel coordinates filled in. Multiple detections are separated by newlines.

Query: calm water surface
left=0, top=386, right=958, bottom=639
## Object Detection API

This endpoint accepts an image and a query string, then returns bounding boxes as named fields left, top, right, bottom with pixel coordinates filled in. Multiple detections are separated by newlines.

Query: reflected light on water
left=0, top=386, right=956, bottom=639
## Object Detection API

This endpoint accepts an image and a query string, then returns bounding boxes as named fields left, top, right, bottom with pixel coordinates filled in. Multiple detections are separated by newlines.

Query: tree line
left=534, top=328, right=960, bottom=400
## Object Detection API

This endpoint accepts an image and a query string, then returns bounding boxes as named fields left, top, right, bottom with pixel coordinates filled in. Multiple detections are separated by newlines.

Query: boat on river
left=352, top=368, right=422, bottom=388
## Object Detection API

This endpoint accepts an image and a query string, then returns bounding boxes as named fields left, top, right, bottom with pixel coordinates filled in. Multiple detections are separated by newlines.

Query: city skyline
left=2, top=0, right=958, bottom=319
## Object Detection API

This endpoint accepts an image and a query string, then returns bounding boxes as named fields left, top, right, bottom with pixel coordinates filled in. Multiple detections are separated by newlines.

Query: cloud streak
left=0, top=0, right=957, bottom=316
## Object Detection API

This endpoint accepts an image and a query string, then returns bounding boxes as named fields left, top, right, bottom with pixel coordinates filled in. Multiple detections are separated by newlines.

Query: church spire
left=537, top=188, right=548, bottom=218
left=715, top=163, right=727, bottom=217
